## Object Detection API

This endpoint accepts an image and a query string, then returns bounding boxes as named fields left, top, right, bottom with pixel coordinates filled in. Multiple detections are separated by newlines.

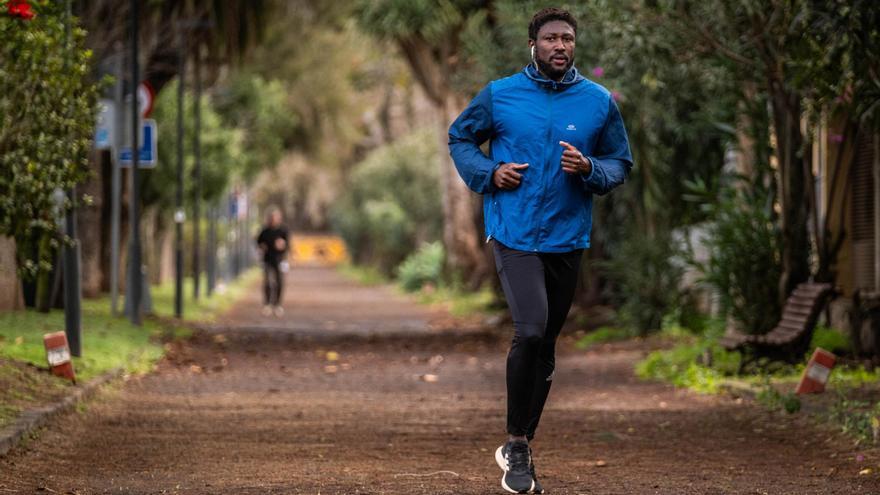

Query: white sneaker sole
left=495, top=445, right=508, bottom=471
left=495, top=445, right=536, bottom=494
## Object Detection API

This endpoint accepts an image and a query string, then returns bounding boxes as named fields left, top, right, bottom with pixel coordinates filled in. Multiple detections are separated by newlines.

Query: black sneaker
left=495, top=440, right=535, bottom=494
left=529, top=448, right=544, bottom=494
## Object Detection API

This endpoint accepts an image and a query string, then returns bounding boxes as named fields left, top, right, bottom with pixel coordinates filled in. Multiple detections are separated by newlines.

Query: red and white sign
left=43, top=331, right=76, bottom=383
left=137, top=81, right=155, bottom=118
left=795, top=348, right=836, bottom=394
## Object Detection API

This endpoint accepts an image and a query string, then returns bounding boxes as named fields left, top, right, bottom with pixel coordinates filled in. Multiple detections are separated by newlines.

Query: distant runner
left=449, top=7, right=633, bottom=494
left=256, top=207, right=290, bottom=317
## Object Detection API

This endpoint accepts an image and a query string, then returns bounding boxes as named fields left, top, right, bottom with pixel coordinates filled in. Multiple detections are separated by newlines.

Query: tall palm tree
left=71, top=0, right=275, bottom=295
left=76, top=0, right=273, bottom=92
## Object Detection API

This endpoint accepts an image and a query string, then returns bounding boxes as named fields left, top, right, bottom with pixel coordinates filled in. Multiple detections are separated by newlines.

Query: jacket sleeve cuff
left=485, top=161, right=503, bottom=193
left=580, top=156, right=601, bottom=189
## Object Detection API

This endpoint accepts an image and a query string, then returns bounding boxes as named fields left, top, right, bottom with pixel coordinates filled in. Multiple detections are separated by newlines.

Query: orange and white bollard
left=43, top=331, right=76, bottom=383
left=795, top=348, right=836, bottom=395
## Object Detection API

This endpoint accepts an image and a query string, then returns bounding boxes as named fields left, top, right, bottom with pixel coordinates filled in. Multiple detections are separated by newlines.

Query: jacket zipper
left=534, top=86, right=554, bottom=251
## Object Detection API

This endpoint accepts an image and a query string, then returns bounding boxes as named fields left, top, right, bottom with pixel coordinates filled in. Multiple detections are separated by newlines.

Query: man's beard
left=535, top=55, right=574, bottom=81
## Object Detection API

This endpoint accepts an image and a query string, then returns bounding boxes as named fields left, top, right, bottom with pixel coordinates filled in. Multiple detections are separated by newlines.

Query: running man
left=448, top=7, right=633, bottom=493
left=256, top=207, right=290, bottom=317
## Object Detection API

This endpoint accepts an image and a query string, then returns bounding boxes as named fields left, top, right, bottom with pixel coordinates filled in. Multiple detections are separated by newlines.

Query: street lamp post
left=174, top=29, right=186, bottom=319
left=62, top=0, right=82, bottom=355
left=192, top=47, right=202, bottom=300
left=127, top=0, right=142, bottom=326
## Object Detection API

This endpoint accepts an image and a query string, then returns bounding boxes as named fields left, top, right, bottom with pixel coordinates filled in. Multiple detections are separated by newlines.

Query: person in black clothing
left=256, top=207, right=289, bottom=317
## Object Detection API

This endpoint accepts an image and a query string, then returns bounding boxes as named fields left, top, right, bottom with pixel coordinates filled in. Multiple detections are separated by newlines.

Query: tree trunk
left=770, top=86, right=811, bottom=302
left=437, top=95, right=490, bottom=288
left=78, top=150, right=104, bottom=298
left=34, top=232, right=53, bottom=313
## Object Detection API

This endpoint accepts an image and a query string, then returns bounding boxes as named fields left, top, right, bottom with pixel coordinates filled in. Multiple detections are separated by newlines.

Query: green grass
left=756, top=386, right=802, bottom=414
left=825, top=394, right=880, bottom=445
left=150, top=269, right=260, bottom=322
left=0, top=302, right=166, bottom=382
left=0, top=271, right=259, bottom=380
left=338, top=262, right=498, bottom=317
left=633, top=321, right=880, bottom=417
left=0, top=269, right=257, bottom=422
left=415, top=285, right=496, bottom=317
left=337, top=263, right=388, bottom=286
left=574, top=326, right=634, bottom=350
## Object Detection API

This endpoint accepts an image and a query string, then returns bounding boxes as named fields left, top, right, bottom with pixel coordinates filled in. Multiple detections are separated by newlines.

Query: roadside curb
left=0, top=367, right=124, bottom=457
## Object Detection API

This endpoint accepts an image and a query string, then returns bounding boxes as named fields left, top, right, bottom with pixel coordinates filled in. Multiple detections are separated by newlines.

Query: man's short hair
left=528, top=7, right=578, bottom=40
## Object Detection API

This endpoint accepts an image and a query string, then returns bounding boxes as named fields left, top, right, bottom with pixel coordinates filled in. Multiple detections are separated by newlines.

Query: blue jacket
left=448, top=65, right=633, bottom=253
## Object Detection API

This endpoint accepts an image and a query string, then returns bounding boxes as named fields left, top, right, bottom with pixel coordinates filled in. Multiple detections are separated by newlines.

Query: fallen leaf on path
left=212, top=334, right=227, bottom=344
left=326, top=351, right=340, bottom=362
left=859, top=468, right=872, bottom=475
left=190, top=365, right=203, bottom=373
left=420, top=374, right=439, bottom=383
left=596, top=460, right=607, bottom=467
left=324, top=365, right=339, bottom=373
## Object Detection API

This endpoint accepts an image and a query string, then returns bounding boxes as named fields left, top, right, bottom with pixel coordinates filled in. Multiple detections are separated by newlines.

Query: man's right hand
left=492, top=162, right=529, bottom=190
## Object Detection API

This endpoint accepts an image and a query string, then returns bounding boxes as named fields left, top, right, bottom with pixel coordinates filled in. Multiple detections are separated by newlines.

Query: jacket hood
left=523, top=63, right=584, bottom=90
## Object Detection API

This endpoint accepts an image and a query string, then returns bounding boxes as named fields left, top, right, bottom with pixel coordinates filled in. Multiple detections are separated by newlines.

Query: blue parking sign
left=119, top=119, right=157, bottom=168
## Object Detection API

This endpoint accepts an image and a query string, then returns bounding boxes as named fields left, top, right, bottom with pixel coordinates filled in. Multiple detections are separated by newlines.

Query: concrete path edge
left=0, top=367, right=123, bottom=457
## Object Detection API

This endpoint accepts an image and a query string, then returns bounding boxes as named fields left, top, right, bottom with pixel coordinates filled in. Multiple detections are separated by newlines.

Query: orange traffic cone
left=795, top=348, right=836, bottom=395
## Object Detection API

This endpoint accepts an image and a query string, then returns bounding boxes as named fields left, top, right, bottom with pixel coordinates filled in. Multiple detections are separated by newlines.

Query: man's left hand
left=559, top=141, right=592, bottom=176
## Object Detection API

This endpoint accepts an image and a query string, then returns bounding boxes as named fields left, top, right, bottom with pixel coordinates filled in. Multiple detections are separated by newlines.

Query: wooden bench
left=719, top=282, right=834, bottom=370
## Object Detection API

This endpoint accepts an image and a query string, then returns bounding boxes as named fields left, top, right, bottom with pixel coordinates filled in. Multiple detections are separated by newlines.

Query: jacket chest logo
left=566, top=124, right=577, bottom=131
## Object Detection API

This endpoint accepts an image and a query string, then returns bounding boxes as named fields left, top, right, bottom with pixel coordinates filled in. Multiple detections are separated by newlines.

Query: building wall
left=850, top=131, right=878, bottom=292
left=821, top=118, right=861, bottom=297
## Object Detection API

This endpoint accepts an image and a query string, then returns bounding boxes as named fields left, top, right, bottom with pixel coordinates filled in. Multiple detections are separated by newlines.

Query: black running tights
left=263, top=262, right=283, bottom=306
left=493, top=241, right=582, bottom=439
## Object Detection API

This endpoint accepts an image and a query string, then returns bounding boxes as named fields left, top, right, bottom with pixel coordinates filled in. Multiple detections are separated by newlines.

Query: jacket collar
left=523, top=64, right=584, bottom=90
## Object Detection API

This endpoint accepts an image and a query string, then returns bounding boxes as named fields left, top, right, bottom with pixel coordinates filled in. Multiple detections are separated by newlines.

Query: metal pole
left=174, top=31, right=186, bottom=319
left=62, top=0, right=82, bottom=356
left=127, top=0, right=142, bottom=325
left=207, top=204, right=217, bottom=296
left=192, top=48, right=202, bottom=299
left=110, top=45, right=124, bottom=316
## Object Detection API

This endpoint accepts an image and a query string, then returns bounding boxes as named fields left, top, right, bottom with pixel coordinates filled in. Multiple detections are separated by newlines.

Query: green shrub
left=636, top=345, right=727, bottom=394
left=755, top=381, right=802, bottom=414
left=601, top=229, right=687, bottom=335
left=0, top=2, right=99, bottom=280
left=687, top=177, right=782, bottom=335
left=397, top=242, right=444, bottom=292
left=810, top=326, right=852, bottom=355
left=330, top=129, right=442, bottom=274
left=825, top=395, right=880, bottom=444
left=635, top=328, right=743, bottom=393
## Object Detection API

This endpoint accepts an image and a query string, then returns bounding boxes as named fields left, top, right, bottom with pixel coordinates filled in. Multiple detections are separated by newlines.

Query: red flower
left=7, top=0, right=36, bottom=20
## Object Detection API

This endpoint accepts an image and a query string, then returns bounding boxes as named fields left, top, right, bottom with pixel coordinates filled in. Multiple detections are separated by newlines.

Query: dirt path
left=1, top=266, right=878, bottom=494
